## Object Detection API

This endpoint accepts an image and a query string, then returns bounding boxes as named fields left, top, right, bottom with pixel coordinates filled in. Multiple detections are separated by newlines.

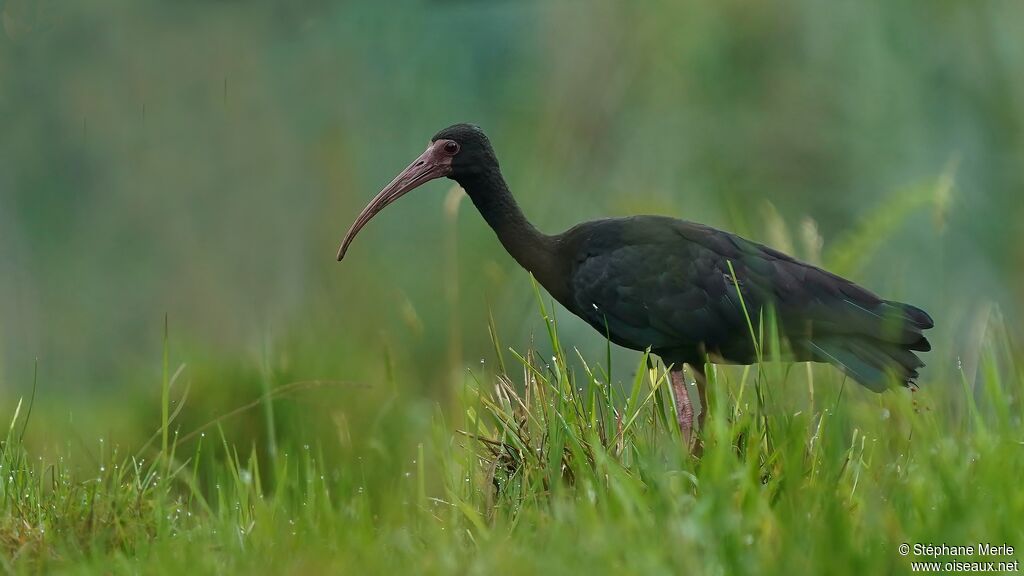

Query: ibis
left=337, top=124, right=933, bottom=452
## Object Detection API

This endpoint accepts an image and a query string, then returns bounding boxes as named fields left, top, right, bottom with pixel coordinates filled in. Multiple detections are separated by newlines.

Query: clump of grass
left=0, top=401, right=164, bottom=563
left=459, top=295, right=683, bottom=515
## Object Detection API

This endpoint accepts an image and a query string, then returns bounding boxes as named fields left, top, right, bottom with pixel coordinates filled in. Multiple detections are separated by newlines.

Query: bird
left=336, top=123, right=933, bottom=452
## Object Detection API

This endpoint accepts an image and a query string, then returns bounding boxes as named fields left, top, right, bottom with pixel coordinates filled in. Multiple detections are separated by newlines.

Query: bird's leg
left=690, top=363, right=708, bottom=432
left=669, top=367, right=696, bottom=453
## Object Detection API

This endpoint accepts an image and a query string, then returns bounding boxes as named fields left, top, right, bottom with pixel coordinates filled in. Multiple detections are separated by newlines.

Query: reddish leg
left=690, top=363, right=708, bottom=432
left=669, top=367, right=696, bottom=453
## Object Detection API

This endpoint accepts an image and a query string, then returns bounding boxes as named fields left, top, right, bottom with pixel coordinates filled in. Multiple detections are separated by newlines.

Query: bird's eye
left=443, top=141, right=460, bottom=155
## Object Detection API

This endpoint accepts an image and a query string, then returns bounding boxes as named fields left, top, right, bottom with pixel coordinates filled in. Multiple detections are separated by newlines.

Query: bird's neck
left=456, top=170, right=563, bottom=295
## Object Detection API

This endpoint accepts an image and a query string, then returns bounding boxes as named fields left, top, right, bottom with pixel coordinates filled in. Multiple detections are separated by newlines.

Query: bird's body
left=337, top=123, right=933, bottom=452
left=552, top=215, right=931, bottom=391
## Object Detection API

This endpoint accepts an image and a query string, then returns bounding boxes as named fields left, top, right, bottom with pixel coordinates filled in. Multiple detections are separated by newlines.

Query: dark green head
left=431, top=123, right=499, bottom=181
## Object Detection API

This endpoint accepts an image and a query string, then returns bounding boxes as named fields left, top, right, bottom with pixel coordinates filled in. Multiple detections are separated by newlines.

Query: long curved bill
left=336, top=141, right=453, bottom=261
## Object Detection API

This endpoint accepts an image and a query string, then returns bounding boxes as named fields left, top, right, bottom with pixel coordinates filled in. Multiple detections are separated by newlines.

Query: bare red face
left=336, top=139, right=461, bottom=261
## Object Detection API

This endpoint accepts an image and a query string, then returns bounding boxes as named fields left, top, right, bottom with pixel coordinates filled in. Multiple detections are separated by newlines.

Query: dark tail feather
left=808, top=299, right=932, bottom=392
left=886, top=301, right=934, bottom=330
left=808, top=337, right=925, bottom=392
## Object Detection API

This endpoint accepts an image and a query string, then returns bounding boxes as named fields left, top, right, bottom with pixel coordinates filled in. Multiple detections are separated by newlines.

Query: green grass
left=1, top=303, right=1022, bottom=575
left=1, top=186, right=995, bottom=575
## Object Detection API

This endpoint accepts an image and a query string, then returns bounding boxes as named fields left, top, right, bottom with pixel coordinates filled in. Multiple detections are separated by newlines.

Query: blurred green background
left=0, top=0, right=1021, bottom=443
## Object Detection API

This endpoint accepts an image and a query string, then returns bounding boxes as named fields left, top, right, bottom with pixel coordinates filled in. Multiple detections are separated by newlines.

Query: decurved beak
left=336, top=141, right=453, bottom=261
